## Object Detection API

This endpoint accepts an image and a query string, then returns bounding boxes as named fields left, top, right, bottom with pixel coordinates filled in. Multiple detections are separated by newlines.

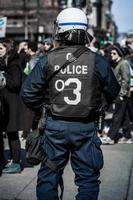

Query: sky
left=112, top=0, right=133, bottom=33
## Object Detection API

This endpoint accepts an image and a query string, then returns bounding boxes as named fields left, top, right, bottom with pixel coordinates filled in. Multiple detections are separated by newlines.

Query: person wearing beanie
left=102, top=44, right=133, bottom=144
left=43, top=37, right=53, bottom=53
left=111, top=44, right=124, bottom=57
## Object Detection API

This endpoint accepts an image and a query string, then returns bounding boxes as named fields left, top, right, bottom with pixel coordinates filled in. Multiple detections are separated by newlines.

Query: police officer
left=21, top=8, right=120, bottom=200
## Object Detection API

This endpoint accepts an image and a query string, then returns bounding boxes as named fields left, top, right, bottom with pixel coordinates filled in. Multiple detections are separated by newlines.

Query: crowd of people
left=0, top=7, right=133, bottom=200
left=0, top=37, right=54, bottom=175
left=0, top=32, right=133, bottom=175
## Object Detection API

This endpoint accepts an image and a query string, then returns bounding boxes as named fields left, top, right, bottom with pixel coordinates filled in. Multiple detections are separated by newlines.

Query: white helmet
left=56, top=7, right=88, bottom=34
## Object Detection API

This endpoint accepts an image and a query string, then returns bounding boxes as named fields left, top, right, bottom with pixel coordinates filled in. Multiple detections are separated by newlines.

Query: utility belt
left=46, top=109, right=98, bottom=123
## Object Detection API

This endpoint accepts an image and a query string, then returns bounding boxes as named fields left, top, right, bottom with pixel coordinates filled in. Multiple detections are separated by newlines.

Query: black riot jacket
left=21, top=45, right=120, bottom=118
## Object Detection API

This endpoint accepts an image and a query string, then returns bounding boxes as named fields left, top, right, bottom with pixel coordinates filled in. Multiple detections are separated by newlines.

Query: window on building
left=58, top=0, right=86, bottom=8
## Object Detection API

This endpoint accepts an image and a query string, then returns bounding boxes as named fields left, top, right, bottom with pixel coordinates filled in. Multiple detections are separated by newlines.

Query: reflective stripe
left=58, top=22, right=88, bottom=27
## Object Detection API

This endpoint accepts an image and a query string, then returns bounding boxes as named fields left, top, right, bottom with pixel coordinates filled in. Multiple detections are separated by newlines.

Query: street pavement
left=0, top=138, right=133, bottom=200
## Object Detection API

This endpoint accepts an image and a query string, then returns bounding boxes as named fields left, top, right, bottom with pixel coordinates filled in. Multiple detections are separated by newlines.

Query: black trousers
left=0, top=131, right=5, bottom=167
left=7, top=131, right=21, bottom=163
left=108, top=97, right=131, bottom=142
left=127, top=96, right=133, bottom=123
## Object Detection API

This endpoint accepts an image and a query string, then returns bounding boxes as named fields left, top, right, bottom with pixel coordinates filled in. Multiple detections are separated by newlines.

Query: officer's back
left=21, top=7, right=120, bottom=200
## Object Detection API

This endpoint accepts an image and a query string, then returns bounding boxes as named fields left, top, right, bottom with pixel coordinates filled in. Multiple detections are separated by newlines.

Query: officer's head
left=54, top=7, right=93, bottom=45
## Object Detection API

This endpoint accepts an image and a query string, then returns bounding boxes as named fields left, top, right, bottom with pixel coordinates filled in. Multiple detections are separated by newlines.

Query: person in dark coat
left=0, top=94, right=6, bottom=176
left=17, top=41, right=35, bottom=139
left=0, top=38, right=22, bottom=174
left=0, top=40, right=7, bottom=175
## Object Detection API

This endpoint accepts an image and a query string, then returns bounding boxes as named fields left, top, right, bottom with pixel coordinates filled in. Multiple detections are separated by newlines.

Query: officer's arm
left=95, top=54, right=120, bottom=104
left=21, top=55, right=48, bottom=111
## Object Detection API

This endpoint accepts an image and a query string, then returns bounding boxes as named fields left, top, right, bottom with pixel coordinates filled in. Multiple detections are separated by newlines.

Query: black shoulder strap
left=46, top=46, right=88, bottom=83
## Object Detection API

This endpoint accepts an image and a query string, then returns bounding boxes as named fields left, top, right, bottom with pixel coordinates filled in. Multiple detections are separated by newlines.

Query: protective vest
left=47, top=46, right=102, bottom=118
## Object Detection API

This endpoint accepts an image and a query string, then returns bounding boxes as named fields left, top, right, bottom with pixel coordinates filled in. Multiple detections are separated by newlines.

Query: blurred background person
left=0, top=38, right=22, bottom=174
left=23, top=41, right=39, bottom=75
left=18, top=41, right=38, bottom=140
left=102, top=44, right=132, bottom=144
left=0, top=42, right=7, bottom=175
left=17, top=41, right=29, bottom=72
left=124, top=47, right=133, bottom=125
left=42, top=37, right=54, bottom=54
left=23, top=41, right=42, bottom=132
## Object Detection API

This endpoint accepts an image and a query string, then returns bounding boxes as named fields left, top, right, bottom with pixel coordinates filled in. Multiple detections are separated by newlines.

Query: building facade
left=0, top=0, right=117, bottom=43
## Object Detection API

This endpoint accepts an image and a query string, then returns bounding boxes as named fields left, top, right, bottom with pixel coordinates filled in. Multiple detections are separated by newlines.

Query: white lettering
left=55, top=78, right=82, bottom=105
left=55, top=80, right=64, bottom=91
left=60, top=68, right=67, bottom=74
left=82, top=65, right=88, bottom=74
left=64, top=78, right=81, bottom=105
left=65, top=65, right=72, bottom=74
left=75, top=65, right=82, bottom=74
left=66, top=53, right=72, bottom=60
left=54, top=64, right=88, bottom=74
left=54, top=65, right=60, bottom=71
